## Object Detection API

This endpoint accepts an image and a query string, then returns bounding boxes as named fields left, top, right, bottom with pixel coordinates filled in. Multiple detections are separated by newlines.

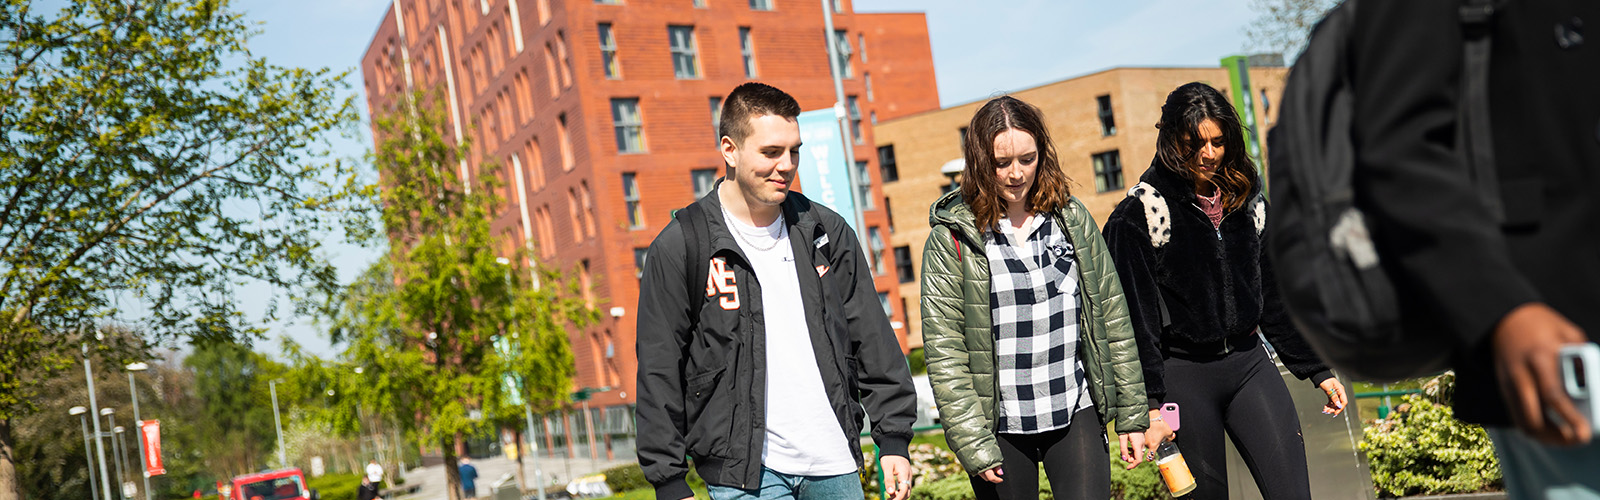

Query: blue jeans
left=1488, top=428, right=1600, bottom=500
left=707, top=467, right=864, bottom=500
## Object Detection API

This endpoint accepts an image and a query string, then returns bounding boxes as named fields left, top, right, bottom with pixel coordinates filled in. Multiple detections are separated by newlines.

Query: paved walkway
left=397, top=453, right=634, bottom=500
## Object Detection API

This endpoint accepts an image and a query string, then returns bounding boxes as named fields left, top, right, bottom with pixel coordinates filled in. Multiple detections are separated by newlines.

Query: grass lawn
left=599, top=485, right=710, bottom=500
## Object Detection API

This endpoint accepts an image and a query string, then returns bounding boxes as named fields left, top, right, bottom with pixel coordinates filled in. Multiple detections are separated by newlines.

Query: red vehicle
left=222, top=468, right=319, bottom=500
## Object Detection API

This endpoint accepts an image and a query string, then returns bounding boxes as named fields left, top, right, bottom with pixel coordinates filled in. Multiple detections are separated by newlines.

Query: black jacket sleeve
left=1257, top=225, right=1334, bottom=385
left=1102, top=203, right=1168, bottom=407
left=1349, top=0, right=1541, bottom=351
left=634, top=222, right=696, bottom=500
left=831, top=221, right=916, bottom=459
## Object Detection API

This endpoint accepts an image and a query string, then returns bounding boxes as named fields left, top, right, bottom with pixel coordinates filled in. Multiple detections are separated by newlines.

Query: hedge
left=1362, top=393, right=1501, bottom=497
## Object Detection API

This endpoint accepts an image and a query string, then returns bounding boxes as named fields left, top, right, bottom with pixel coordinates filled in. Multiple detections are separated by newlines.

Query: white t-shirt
left=723, top=209, right=857, bottom=476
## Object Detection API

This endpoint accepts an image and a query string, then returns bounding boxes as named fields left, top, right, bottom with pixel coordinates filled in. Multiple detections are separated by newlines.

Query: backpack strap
left=676, top=203, right=712, bottom=315
left=1126, top=182, right=1172, bottom=248
left=1458, top=0, right=1504, bottom=223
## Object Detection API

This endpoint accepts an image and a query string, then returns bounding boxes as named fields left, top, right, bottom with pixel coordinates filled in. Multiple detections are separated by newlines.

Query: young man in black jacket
left=1350, top=1, right=1598, bottom=497
left=635, top=82, right=917, bottom=500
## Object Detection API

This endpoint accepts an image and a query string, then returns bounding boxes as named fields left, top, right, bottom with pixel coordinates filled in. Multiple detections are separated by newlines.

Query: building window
left=692, top=168, right=718, bottom=199
left=739, top=27, right=758, bottom=78
left=537, top=0, right=551, bottom=25
left=883, top=197, right=894, bottom=233
left=958, top=126, right=968, bottom=151
left=1096, top=94, right=1117, bottom=136
left=543, top=43, right=560, bottom=98
left=623, top=172, right=643, bottom=229
left=558, top=114, right=575, bottom=170
left=568, top=189, right=584, bottom=242
left=709, top=96, right=723, bottom=143
left=694, top=0, right=707, bottom=7
left=580, top=259, right=595, bottom=308
left=893, top=246, right=913, bottom=284
left=612, top=98, right=645, bottom=154
left=599, top=23, right=620, bottom=79
left=580, top=181, right=598, bottom=238
left=634, top=248, right=648, bottom=279
left=878, top=145, right=898, bottom=182
left=831, top=0, right=843, bottom=13
left=855, top=161, right=874, bottom=210
left=830, top=30, right=853, bottom=79
left=878, top=291, right=892, bottom=317
left=868, top=227, right=885, bottom=275
left=847, top=95, right=862, bottom=144
left=1093, top=150, right=1124, bottom=193
left=749, top=0, right=772, bottom=10
left=595, top=0, right=620, bottom=4
left=864, top=72, right=874, bottom=102
left=668, top=26, right=700, bottom=79
left=556, top=32, right=574, bottom=88
left=859, top=33, right=867, bottom=62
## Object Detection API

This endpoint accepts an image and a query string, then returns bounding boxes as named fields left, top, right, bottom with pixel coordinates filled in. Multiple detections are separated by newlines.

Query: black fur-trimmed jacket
left=1103, top=162, right=1332, bottom=406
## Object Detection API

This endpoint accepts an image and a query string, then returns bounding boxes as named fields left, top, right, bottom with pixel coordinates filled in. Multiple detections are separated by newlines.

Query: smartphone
left=1560, top=343, right=1600, bottom=433
left=1160, top=403, right=1181, bottom=431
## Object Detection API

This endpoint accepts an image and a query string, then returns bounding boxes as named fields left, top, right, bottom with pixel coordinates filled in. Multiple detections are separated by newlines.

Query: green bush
left=305, top=473, right=361, bottom=500
left=1108, top=456, right=1165, bottom=500
left=1362, top=393, right=1501, bottom=497
left=908, top=348, right=927, bottom=375
left=603, top=463, right=651, bottom=493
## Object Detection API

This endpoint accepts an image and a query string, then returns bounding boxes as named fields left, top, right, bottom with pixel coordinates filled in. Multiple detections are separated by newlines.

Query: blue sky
left=242, top=0, right=1263, bottom=357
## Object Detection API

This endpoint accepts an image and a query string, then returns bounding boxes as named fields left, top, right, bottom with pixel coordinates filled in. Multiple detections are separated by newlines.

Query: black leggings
left=970, top=406, right=1108, bottom=500
left=1164, top=342, right=1311, bottom=500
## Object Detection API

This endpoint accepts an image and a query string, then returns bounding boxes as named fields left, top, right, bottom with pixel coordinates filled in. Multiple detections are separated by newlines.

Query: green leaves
left=1362, top=393, right=1502, bottom=496
left=0, top=0, right=370, bottom=425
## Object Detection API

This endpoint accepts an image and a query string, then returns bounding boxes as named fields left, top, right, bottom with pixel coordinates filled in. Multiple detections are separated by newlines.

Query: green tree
left=310, top=88, right=588, bottom=500
left=0, top=1, right=367, bottom=497
left=184, top=341, right=288, bottom=478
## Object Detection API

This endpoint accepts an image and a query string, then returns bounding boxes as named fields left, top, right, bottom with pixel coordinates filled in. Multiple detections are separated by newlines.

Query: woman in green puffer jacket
left=919, top=96, right=1150, bottom=500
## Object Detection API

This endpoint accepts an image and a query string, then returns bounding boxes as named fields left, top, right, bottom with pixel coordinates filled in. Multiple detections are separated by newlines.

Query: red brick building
left=361, top=0, right=938, bottom=461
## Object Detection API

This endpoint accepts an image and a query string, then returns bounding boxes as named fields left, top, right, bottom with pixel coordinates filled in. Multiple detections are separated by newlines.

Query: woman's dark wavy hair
left=960, top=96, right=1069, bottom=231
left=1155, top=82, right=1256, bottom=212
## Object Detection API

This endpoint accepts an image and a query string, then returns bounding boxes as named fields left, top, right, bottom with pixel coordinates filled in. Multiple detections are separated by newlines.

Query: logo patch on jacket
left=706, top=257, right=739, bottom=310
left=815, top=264, right=830, bottom=277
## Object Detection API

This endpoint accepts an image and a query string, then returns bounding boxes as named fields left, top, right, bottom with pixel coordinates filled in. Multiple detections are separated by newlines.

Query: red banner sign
left=138, top=420, right=165, bottom=476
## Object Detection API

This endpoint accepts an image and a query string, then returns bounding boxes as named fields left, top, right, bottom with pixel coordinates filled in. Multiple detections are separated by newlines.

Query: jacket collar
left=695, top=178, right=822, bottom=257
left=928, top=189, right=1084, bottom=253
left=1137, top=157, right=1262, bottom=207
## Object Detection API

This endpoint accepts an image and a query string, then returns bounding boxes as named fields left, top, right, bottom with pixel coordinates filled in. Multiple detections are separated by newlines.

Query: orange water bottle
left=1155, top=441, right=1197, bottom=497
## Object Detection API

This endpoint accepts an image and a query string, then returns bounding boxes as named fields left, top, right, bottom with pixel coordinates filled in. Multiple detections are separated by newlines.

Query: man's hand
left=881, top=455, right=913, bottom=500
left=1320, top=378, right=1348, bottom=416
left=977, top=465, right=1004, bottom=484
left=1142, top=409, right=1175, bottom=452
left=1118, top=432, right=1146, bottom=469
left=1494, top=303, right=1591, bottom=446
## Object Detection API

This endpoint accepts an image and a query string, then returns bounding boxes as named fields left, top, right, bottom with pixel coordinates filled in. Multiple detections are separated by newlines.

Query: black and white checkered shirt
left=986, top=214, right=1092, bottom=434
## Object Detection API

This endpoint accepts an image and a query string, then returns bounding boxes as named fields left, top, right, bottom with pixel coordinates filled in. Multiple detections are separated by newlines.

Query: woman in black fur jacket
left=1102, top=82, right=1347, bottom=500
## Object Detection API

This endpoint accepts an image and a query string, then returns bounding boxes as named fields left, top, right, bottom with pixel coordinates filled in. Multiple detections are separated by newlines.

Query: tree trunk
left=442, top=437, right=461, bottom=500
left=0, top=416, right=18, bottom=500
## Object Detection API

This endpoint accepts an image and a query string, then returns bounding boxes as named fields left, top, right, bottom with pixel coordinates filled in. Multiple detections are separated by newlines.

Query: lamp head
left=100, top=408, right=114, bottom=416
left=126, top=362, right=149, bottom=371
left=69, top=406, right=87, bottom=416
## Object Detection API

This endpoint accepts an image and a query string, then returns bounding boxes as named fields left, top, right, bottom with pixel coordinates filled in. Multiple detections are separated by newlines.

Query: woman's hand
left=1320, top=377, right=1348, bottom=416
left=1118, top=432, right=1147, bottom=469
left=978, top=465, right=1004, bottom=483
left=1142, top=409, right=1175, bottom=453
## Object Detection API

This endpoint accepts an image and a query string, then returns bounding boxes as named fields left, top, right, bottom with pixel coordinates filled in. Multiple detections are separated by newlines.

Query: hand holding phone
left=1160, top=403, right=1181, bottom=432
left=1560, top=343, right=1600, bottom=434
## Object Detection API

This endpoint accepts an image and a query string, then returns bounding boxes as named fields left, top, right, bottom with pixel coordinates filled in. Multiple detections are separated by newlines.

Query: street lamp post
left=572, top=387, right=612, bottom=474
left=113, top=426, right=130, bottom=499
left=101, top=408, right=125, bottom=500
left=83, top=344, right=115, bottom=500
left=126, top=362, right=152, bottom=500
left=497, top=256, right=548, bottom=500
left=270, top=379, right=288, bottom=469
left=70, top=406, right=101, bottom=500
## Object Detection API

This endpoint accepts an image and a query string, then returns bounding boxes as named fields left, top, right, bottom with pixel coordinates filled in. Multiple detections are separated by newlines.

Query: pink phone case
left=1160, top=403, right=1181, bottom=431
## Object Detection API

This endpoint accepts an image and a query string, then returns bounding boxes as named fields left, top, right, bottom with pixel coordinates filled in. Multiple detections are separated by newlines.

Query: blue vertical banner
left=796, top=108, right=859, bottom=231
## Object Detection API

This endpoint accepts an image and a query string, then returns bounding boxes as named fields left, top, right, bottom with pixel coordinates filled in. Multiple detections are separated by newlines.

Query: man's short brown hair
left=718, top=82, right=802, bottom=148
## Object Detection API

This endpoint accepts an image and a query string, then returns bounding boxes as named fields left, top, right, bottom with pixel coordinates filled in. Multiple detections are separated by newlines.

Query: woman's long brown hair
left=960, top=96, right=1070, bottom=231
left=1154, top=82, right=1257, bottom=212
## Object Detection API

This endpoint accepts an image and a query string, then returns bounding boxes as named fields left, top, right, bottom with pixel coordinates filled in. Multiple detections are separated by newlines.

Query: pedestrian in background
left=635, top=82, right=919, bottom=500
left=459, top=456, right=479, bottom=500
left=920, top=95, right=1150, bottom=500
left=1102, top=82, right=1347, bottom=500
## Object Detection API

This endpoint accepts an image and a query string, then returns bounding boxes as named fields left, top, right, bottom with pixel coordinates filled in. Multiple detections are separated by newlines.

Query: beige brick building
left=874, top=66, right=1288, bottom=348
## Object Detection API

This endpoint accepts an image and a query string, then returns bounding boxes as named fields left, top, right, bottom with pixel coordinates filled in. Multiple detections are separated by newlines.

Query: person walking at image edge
left=1102, top=82, right=1348, bottom=500
left=459, top=456, right=479, bottom=499
left=920, top=96, right=1151, bottom=500
left=1339, top=1, right=1599, bottom=497
left=635, top=82, right=919, bottom=500
left=358, top=463, right=384, bottom=500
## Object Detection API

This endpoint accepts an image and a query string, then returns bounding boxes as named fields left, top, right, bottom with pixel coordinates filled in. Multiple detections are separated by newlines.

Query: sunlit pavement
left=396, top=453, right=635, bottom=500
